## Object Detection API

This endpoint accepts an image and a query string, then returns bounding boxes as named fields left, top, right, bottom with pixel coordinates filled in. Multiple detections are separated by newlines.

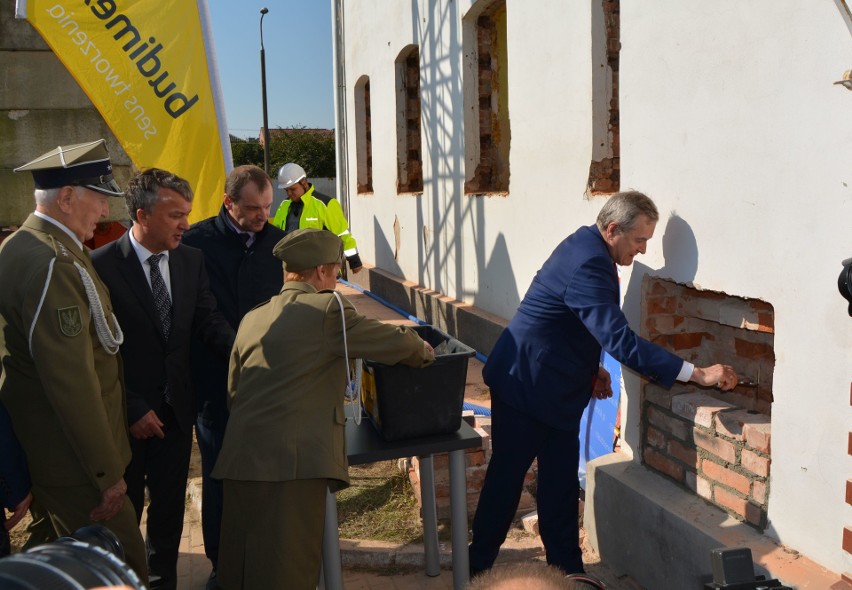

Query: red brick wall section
left=641, top=277, right=775, bottom=414
left=464, top=3, right=509, bottom=194
left=642, top=386, right=772, bottom=528
left=357, top=81, right=373, bottom=193
left=407, top=417, right=536, bottom=520
left=640, top=277, right=776, bottom=530
left=846, top=384, right=852, bottom=581
left=397, top=49, right=423, bottom=194
left=587, top=0, right=620, bottom=195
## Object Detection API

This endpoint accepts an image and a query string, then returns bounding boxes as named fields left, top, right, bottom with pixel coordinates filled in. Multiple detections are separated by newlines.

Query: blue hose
left=339, top=278, right=492, bottom=417
left=464, top=402, right=491, bottom=417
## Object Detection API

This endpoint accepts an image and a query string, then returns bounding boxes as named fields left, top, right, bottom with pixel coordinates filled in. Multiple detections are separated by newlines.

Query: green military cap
left=273, top=228, right=344, bottom=272
left=14, top=139, right=123, bottom=196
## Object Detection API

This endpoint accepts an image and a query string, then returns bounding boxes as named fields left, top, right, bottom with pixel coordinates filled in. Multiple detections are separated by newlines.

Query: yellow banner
left=17, top=0, right=231, bottom=223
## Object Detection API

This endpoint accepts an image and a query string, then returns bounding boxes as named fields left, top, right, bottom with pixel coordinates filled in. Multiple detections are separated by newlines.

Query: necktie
left=148, top=253, right=172, bottom=340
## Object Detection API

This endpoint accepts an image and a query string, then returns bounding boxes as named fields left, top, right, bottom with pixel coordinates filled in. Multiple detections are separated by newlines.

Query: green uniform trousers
left=33, top=482, right=147, bottom=585
left=218, top=478, right=328, bottom=590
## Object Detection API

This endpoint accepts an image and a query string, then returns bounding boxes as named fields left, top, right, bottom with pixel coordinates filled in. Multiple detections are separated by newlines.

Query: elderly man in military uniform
left=0, top=140, right=146, bottom=582
left=213, top=228, right=435, bottom=590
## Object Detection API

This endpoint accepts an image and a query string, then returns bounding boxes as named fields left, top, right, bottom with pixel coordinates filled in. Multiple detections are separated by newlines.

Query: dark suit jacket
left=0, top=402, right=30, bottom=510
left=92, top=233, right=234, bottom=433
left=182, top=207, right=285, bottom=426
left=483, top=224, right=683, bottom=430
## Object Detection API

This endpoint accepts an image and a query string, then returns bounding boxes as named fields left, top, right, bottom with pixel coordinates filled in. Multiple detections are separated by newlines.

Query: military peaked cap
left=14, top=139, right=123, bottom=197
left=273, top=228, right=344, bottom=272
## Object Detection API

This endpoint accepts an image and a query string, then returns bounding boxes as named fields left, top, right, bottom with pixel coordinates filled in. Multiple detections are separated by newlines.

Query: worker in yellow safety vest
left=271, top=163, right=362, bottom=274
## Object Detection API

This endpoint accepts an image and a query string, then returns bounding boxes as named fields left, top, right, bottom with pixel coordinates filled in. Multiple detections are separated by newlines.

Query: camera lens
left=0, top=525, right=144, bottom=590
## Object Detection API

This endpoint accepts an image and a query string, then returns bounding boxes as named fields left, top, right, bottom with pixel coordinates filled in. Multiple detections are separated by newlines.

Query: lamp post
left=260, top=7, right=271, bottom=175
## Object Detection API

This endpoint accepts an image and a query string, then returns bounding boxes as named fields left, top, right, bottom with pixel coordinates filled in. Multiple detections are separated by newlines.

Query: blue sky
left=207, top=2, right=336, bottom=138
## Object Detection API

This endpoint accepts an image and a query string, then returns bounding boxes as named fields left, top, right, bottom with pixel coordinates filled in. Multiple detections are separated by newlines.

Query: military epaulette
left=247, top=298, right=272, bottom=313
left=48, top=236, right=74, bottom=263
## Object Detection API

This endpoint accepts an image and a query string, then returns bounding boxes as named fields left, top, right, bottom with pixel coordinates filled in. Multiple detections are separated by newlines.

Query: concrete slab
left=585, top=453, right=846, bottom=590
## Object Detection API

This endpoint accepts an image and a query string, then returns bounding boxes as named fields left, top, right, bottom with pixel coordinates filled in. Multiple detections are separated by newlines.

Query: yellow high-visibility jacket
left=271, top=184, right=361, bottom=270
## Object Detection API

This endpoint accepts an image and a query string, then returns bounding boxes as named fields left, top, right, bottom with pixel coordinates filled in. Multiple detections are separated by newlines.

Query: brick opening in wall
left=587, top=0, right=620, bottom=196
left=463, top=0, right=510, bottom=195
left=640, top=277, right=775, bottom=529
left=396, top=46, right=423, bottom=194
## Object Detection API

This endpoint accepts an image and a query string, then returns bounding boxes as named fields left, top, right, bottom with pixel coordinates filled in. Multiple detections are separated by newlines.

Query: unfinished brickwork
left=464, top=1, right=510, bottom=195
left=643, top=277, right=775, bottom=414
left=587, top=0, right=620, bottom=195
left=408, top=416, right=535, bottom=520
left=845, top=383, right=852, bottom=584
left=396, top=47, right=423, bottom=194
left=644, top=384, right=771, bottom=527
left=355, top=78, right=373, bottom=194
left=641, top=277, right=775, bottom=529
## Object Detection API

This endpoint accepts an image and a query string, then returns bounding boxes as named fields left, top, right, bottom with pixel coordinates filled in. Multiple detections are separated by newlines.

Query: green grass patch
left=337, top=461, right=424, bottom=544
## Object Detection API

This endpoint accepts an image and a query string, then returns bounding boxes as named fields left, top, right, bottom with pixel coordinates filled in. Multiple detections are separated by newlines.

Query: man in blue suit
left=469, top=191, right=738, bottom=576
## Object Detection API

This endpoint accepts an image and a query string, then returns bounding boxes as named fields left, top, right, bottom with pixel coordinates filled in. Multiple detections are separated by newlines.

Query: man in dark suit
left=92, top=168, right=234, bottom=589
left=181, top=165, right=285, bottom=587
left=469, top=191, right=738, bottom=576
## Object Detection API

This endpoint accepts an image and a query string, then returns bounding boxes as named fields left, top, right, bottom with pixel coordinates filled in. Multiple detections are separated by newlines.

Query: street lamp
left=259, top=7, right=271, bottom=175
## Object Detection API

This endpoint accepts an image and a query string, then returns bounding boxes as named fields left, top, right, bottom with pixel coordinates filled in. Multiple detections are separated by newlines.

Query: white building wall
left=344, top=0, right=600, bottom=316
left=619, top=0, right=852, bottom=575
left=341, top=0, right=852, bottom=574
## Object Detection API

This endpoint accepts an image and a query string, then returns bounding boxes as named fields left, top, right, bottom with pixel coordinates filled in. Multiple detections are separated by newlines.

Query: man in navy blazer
left=92, top=169, right=234, bottom=589
left=469, top=191, right=738, bottom=576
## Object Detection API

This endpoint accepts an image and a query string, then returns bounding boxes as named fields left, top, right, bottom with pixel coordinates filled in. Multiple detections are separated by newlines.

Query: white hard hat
left=277, top=162, right=307, bottom=189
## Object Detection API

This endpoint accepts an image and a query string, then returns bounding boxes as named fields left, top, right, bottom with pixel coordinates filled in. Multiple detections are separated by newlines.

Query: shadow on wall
left=622, top=213, right=698, bottom=327
left=474, top=232, right=522, bottom=317
left=372, top=215, right=404, bottom=278
left=412, top=0, right=463, bottom=299
left=619, top=213, right=699, bottom=455
left=362, top=0, right=522, bottom=320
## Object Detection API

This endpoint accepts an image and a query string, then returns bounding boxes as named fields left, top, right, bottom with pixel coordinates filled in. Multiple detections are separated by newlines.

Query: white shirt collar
left=128, top=225, right=169, bottom=267
left=33, top=211, right=83, bottom=251
left=223, top=211, right=255, bottom=245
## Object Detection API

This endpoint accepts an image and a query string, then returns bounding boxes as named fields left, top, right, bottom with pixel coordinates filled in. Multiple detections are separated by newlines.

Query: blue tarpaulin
left=578, top=352, right=621, bottom=490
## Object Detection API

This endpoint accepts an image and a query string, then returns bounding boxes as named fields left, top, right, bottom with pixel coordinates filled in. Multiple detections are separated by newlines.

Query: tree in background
left=230, top=136, right=263, bottom=168
left=230, top=127, right=336, bottom=178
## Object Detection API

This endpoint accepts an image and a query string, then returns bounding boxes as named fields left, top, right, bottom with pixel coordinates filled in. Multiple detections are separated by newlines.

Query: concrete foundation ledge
left=584, top=454, right=846, bottom=590
left=348, top=265, right=508, bottom=356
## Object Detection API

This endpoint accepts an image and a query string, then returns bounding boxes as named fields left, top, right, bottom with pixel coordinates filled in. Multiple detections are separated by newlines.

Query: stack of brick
left=407, top=416, right=536, bottom=521
left=643, top=384, right=771, bottom=528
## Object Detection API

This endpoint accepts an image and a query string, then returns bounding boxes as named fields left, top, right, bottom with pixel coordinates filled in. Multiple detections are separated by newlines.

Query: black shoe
left=148, top=575, right=176, bottom=590
left=206, top=569, right=220, bottom=590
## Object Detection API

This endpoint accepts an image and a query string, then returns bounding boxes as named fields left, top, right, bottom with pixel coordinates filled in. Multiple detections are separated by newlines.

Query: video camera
left=838, top=257, right=852, bottom=316
left=703, top=547, right=793, bottom=590
left=0, top=525, right=145, bottom=590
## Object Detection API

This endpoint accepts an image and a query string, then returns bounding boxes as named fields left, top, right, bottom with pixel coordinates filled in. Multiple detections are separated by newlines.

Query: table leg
left=419, top=454, right=441, bottom=576
left=449, top=449, right=469, bottom=590
left=321, top=486, right=343, bottom=590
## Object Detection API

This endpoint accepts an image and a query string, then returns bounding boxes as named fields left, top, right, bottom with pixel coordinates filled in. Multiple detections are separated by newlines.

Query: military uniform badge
left=58, top=306, right=83, bottom=337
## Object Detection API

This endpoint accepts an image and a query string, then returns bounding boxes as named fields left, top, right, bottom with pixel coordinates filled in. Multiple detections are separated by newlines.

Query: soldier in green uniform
left=0, top=140, right=147, bottom=583
left=213, top=228, right=434, bottom=590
